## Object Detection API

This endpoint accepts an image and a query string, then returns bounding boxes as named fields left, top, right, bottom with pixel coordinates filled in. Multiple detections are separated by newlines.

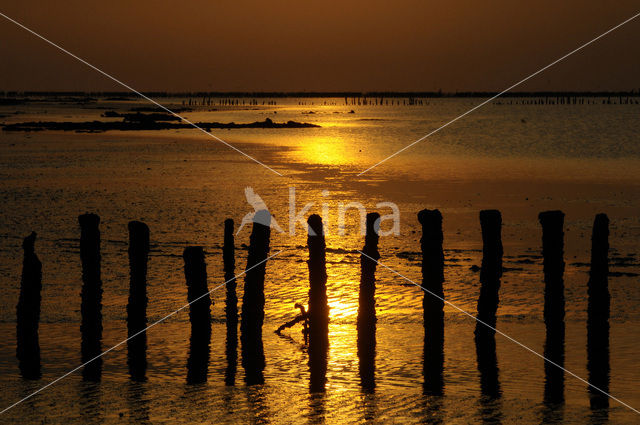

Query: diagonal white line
left=0, top=249, right=284, bottom=415
left=358, top=250, right=640, bottom=415
left=357, top=11, right=640, bottom=176
left=0, top=11, right=284, bottom=177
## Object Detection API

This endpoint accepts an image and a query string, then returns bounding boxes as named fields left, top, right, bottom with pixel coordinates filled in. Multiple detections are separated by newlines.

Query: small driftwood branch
left=275, top=303, right=309, bottom=341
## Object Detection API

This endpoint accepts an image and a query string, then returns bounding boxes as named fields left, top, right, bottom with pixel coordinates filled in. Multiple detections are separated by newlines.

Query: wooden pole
left=357, top=212, right=380, bottom=392
left=183, top=246, right=211, bottom=384
left=587, top=214, right=610, bottom=411
left=474, top=210, right=502, bottom=398
left=16, top=232, right=42, bottom=379
left=241, top=209, right=271, bottom=385
left=307, top=214, right=329, bottom=392
left=538, top=211, right=565, bottom=405
left=79, top=213, right=103, bottom=381
left=223, top=219, right=238, bottom=386
left=418, top=209, right=445, bottom=395
left=127, top=221, right=150, bottom=382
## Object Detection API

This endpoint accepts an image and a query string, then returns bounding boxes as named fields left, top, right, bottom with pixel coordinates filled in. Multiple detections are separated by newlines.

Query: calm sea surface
left=0, top=96, right=639, bottom=423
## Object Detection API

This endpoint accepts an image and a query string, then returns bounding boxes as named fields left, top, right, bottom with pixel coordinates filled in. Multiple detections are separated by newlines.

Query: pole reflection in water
left=307, top=215, right=329, bottom=393
left=78, top=381, right=102, bottom=423
left=79, top=213, right=103, bottom=382
left=308, top=392, right=326, bottom=423
left=421, top=394, right=444, bottom=425
left=224, top=219, right=238, bottom=386
left=183, top=246, right=212, bottom=385
left=418, top=209, right=445, bottom=396
left=127, top=221, right=150, bottom=383
left=360, top=392, right=378, bottom=422
left=357, top=213, right=380, bottom=393
left=16, top=232, right=42, bottom=380
left=475, top=211, right=503, bottom=423
left=241, top=210, right=271, bottom=385
left=126, top=381, right=150, bottom=423
left=247, top=386, right=271, bottom=424
left=539, top=211, right=566, bottom=423
left=587, top=214, right=610, bottom=423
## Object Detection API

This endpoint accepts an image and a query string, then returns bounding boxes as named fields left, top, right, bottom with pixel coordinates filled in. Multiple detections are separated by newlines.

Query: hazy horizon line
left=3, top=90, right=640, bottom=99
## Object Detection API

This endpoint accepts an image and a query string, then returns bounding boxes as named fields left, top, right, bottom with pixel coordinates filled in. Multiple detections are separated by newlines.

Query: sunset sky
left=1, top=0, right=639, bottom=92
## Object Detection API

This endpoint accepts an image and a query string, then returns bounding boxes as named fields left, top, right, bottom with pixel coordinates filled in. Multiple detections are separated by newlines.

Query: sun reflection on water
left=289, top=136, right=355, bottom=166
left=328, top=295, right=358, bottom=321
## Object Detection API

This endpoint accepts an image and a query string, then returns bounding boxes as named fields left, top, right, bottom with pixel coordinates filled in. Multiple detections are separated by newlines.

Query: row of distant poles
left=182, top=98, right=276, bottom=106
left=178, top=96, right=640, bottom=107
left=17, top=209, right=610, bottom=409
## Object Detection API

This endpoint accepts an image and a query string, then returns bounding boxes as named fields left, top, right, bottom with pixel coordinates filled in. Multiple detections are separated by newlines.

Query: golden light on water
left=328, top=293, right=358, bottom=320
left=290, top=136, right=353, bottom=166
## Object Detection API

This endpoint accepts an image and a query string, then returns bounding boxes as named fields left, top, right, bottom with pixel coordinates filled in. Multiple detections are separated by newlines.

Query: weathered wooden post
left=223, top=218, right=238, bottom=386
left=587, top=213, right=610, bottom=411
left=357, top=212, right=380, bottom=392
left=183, top=246, right=211, bottom=384
left=418, top=209, right=445, bottom=395
left=538, top=211, right=565, bottom=405
left=241, top=209, right=271, bottom=385
left=474, top=210, right=502, bottom=398
left=475, top=210, right=503, bottom=332
left=307, top=214, right=329, bottom=392
left=127, top=221, right=150, bottom=382
left=79, top=213, right=103, bottom=381
left=16, top=232, right=42, bottom=379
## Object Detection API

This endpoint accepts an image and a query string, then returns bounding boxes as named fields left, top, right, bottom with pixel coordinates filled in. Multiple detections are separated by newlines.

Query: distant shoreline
left=1, top=117, right=320, bottom=132
left=2, top=90, right=640, bottom=99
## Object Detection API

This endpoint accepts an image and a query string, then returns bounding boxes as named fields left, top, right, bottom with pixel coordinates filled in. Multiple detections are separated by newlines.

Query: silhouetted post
left=16, top=232, right=42, bottom=379
left=418, top=209, right=445, bottom=395
left=79, top=213, right=103, bottom=381
left=183, top=246, right=211, bottom=384
left=475, top=210, right=503, bottom=332
left=587, top=214, right=610, bottom=412
left=223, top=219, right=238, bottom=386
left=357, top=212, right=380, bottom=392
left=538, top=211, right=565, bottom=406
left=127, top=221, right=150, bottom=382
left=474, top=210, right=502, bottom=398
left=307, top=214, right=329, bottom=393
left=241, top=210, right=271, bottom=385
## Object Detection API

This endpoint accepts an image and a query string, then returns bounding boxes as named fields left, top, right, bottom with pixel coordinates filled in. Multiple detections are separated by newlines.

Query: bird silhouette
left=236, top=187, right=284, bottom=235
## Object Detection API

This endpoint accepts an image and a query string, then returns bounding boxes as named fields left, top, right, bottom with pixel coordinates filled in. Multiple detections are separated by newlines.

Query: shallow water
left=1, top=96, right=639, bottom=423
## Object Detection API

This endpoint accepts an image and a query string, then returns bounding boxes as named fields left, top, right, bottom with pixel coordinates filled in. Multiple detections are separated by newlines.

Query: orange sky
left=0, top=1, right=639, bottom=92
